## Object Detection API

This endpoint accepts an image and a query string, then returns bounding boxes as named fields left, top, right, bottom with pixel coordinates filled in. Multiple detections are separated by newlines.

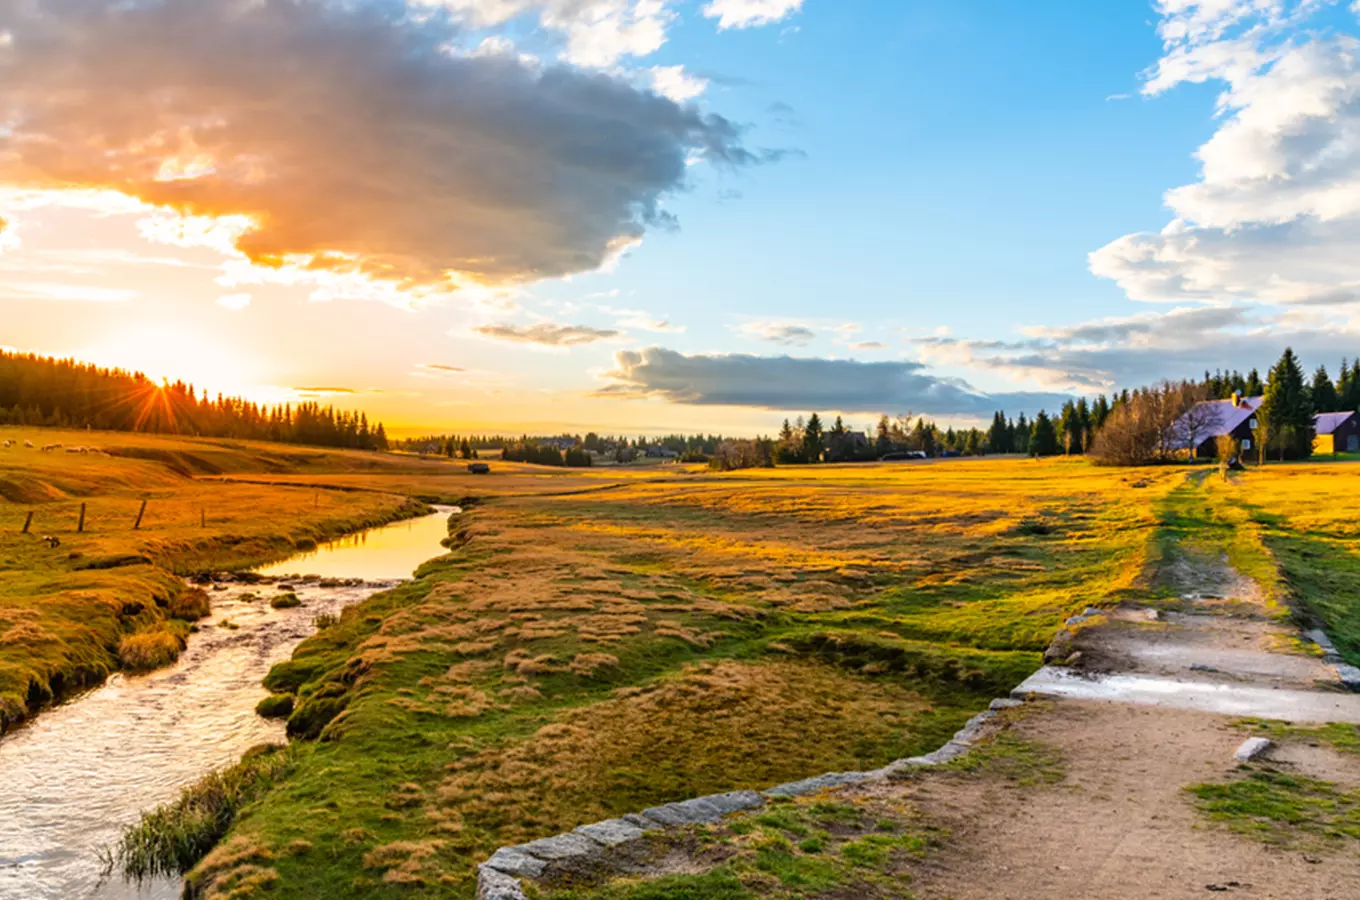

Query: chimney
left=1231, top=390, right=1242, bottom=408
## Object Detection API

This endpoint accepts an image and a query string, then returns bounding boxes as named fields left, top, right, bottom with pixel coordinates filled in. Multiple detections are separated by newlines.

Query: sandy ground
left=904, top=700, right=1360, bottom=900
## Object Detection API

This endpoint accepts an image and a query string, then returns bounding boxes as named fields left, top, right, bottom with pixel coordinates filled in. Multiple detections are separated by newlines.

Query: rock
left=574, top=819, right=645, bottom=847
left=1063, top=652, right=1083, bottom=666
left=765, top=771, right=874, bottom=797
left=1234, top=737, right=1272, bottom=763
left=699, top=790, right=764, bottom=815
left=950, top=710, right=996, bottom=746
left=1336, top=663, right=1360, bottom=692
left=621, top=813, right=663, bottom=832
left=989, top=698, right=1024, bottom=711
left=482, top=848, right=546, bottom=879
left=1043, top=630, right=1074, bottom=664
left=477, top=865, right=528, bottom=900
left=516, top=832, right=601, bottom=861
left=642, top=797, right=725, bottom=826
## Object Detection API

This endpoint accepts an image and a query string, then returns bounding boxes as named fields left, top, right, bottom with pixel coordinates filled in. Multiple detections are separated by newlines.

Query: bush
left=168, top=587, right=210, bottom=621
left=270, top=593, right=302, bottom=609
left=118, top=629, right=185, bottom=670
left=255, top=693, right=295, bottom=719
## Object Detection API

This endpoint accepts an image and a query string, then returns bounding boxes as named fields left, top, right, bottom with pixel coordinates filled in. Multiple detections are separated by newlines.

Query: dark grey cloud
left=475, top=322, right=620, bottom=346
left=597, top=347, right=1070, bottom=417
left=0, top=0, right=764, bottom=288
left=422, top=364, right=466, bottom=373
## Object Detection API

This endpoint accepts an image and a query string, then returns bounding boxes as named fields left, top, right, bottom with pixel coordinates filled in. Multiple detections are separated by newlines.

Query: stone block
left=574, top=818, right=646, bottom=847
left=517, top=832, right=601, bottom=861
left=477, top=865, right=529, bottom=900
left=1234, top=737, right=1273, bottom=762
left=483, top=848, right=546, bottom=879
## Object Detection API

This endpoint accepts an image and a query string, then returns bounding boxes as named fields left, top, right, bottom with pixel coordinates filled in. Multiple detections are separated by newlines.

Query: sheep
left=2, top=440, right=11, bottom=448
left=41, top=443, right=62, bottom=452
left=23, top=440, right=33, bottom=449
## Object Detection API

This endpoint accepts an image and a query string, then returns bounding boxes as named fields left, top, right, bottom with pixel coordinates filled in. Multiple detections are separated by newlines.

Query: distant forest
left=0, top=350, right=389, bottom=450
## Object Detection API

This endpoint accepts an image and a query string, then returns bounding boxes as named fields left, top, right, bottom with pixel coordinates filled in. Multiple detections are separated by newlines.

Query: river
left=0, top=506, right=458, bottom=900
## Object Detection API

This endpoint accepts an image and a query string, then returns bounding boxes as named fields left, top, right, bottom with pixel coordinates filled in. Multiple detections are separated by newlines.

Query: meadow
left=150, top=457, right=1174, bottom=898
left=0, top=427, right=476, bottom=729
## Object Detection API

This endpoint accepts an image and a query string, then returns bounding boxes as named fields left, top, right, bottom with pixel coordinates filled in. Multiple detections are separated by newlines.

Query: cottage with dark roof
left=1170, top=393, right=1262, bottom=458
left=1314, top=411, right=1360, bottom=455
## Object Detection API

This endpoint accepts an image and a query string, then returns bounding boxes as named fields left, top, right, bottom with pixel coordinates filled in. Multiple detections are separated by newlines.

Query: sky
left=3, top=0, right=1360, bottom=437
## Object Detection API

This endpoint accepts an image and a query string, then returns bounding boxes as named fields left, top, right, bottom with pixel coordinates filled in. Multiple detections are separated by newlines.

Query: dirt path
left=907, top=479, right=1360, bottom=898
left=906, top=701, right=1360, bottom=900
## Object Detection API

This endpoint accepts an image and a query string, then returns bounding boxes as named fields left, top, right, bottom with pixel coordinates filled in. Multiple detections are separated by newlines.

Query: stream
left=0, top=506, right=459, bottom=900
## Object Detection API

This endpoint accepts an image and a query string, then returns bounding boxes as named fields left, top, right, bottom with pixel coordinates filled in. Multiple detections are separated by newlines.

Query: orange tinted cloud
left=0, top=0, right=756, bottom=289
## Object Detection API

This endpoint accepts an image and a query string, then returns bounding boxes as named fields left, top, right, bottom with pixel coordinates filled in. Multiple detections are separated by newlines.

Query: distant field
left=177, top=457, right=1177, bottom=897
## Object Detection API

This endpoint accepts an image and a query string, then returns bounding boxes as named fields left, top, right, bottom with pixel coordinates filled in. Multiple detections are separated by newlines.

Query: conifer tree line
left=0, top=350, right=389, bottom=450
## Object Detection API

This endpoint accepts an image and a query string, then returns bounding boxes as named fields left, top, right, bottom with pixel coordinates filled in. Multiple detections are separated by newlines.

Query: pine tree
left=1311, top=365, right=1338, bottom=414
left=1030, top=411, right=1059, bottom=457
left=801, top=413, right=824, bottom=463
left=1261, top=347, right=1313, bottom=460
left=1245, top=368, right=1264, bottom=396
left=987, top=411, right=1009, bottom=453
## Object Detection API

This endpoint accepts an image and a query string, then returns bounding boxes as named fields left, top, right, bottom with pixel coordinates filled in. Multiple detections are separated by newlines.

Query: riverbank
left=0, top=428, right=445, bottom=732
left=0, top=500, right=459, bottom=898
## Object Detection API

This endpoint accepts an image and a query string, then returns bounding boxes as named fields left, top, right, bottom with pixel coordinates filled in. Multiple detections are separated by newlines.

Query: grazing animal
left=41, top=535, right=61, bottom=549
left=41, top=443, right=62, bottom=452
left=2, top=440, right=11, bottom=448
left=23, top=440, right=33, bottom=448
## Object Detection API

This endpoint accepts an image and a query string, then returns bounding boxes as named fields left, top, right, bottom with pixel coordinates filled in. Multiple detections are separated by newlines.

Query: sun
left=81, top=324, right=260, bottom=400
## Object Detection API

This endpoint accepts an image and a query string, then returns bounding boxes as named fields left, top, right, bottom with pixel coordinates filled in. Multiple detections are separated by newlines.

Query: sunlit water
left=0, top=507, right=457, bottom=900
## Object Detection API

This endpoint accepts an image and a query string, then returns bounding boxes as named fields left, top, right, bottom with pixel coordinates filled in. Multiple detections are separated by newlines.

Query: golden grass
left=142, top=456, right=1177, bottom=898
left=0, top=426, right=428, bottom=728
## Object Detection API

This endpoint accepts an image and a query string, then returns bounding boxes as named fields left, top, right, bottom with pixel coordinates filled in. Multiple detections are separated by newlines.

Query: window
left=1242, top=439, right=1252, bottom=450
left=1249, top=418, right=1257, bottom=429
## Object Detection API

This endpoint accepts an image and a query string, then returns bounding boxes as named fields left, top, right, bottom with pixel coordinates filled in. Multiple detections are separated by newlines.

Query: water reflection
left=0, top=507, right=455, bottom=899
left=253, top=506, right=459, bottom=581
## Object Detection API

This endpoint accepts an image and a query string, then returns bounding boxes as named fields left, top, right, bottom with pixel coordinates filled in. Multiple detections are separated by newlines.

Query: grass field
left=148, top=457, right=1177, bottom=898
left=0, top=427, right=462, bottom=729
left=9, top=435, right=1356, bottom=898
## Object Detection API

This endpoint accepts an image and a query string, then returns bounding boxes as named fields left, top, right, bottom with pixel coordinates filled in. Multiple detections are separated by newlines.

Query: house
left=1314, top=411, right=1360, bottom=455
left=541, top=437, right=577, bottom=451
left=644, top=445, right=679, bottom=459
left=1171, top=393, right=1262, bottom=458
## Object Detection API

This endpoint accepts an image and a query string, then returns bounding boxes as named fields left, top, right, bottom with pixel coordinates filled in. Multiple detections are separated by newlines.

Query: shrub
left=256, top=693, right=295, bottom=719
left=168, top=587, right=210, bottom=621
left=118, top=629, right=185, bottom=670
left=270, top=593, right=302, bottom=609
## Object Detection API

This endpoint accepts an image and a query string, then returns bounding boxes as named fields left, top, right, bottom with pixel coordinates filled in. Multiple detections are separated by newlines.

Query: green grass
left=941, top=732, right=1065, bottom=787
left=107, top=743, right=295, bottom=883
left=1188, top=768, right=1360, bottom=846
left=1233, top=720, right=1360, bottom=756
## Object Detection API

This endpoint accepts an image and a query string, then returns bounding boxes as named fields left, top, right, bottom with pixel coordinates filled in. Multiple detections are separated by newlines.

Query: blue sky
left=3, top=0, right=1360, bottom=435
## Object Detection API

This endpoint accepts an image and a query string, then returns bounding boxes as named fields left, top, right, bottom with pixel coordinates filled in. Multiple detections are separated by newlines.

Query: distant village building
left=844, top=431, right=870, bottom=451
left=644, top=445, right=679, bottom=459
left=1171, top=393, right=1262, bottom=458
left=1314, top=411, right=1360, bottom=455
left=541, top=437, right=577, bottom=451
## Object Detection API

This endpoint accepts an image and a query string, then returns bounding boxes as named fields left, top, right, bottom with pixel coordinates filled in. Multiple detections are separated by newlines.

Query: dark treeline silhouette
left=0, top=350, right=388, bottom=450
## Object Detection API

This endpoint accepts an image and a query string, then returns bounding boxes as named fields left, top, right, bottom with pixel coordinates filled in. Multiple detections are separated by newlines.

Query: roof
left=1314, top=411, right=1356, bottom=435
left=1169, top=396, right=1262, bottom=449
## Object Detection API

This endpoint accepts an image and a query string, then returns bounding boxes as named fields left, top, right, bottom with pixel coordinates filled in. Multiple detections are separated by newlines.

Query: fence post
left=22, top=511, right=34, bottom=534
left=134, top=500, right=148, bottom=530
left=78, top=502, right=86, bottom=533
left=201, top=507, right=206, bottom=528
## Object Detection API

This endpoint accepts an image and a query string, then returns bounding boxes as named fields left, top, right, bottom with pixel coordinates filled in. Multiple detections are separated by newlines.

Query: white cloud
left=426, top=0, right=676, bottom=68
left=473, top=321, right=622, bottom=346
left=735, top=319, right=818, bottom=345
left=702, top=0, right=804, bottom=30
left=1093, top=3, right=1360, bottom=321
left=649, top=65, right=708, bottom=102
left=216, top=293, right=252, bottom=311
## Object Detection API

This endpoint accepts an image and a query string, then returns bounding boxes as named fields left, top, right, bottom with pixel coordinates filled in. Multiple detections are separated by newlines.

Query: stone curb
left=1304, top=629, right=1360, bottom=691
left=473, top=698, right=1024, bottom=899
